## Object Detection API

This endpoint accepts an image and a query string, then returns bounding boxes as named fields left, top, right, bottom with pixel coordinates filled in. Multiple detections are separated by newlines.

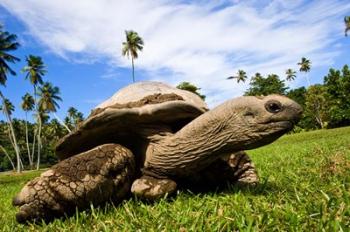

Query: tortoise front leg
left=183, top=151, right=259, bottom=190
left=13, top=144, right=135, bottom=223
left=131, top=176, right=177, bottom=200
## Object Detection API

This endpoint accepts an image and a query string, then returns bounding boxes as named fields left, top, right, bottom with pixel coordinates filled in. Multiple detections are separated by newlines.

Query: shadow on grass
left=179, top=177, right=284, bottom=197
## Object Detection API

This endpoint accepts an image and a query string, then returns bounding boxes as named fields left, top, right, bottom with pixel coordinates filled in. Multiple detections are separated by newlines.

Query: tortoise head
left=220, top=94, right=303, bottom=150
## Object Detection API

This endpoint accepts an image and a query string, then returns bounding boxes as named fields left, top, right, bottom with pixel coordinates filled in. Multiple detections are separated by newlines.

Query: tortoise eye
left=265, top=100, right=283, bottom=113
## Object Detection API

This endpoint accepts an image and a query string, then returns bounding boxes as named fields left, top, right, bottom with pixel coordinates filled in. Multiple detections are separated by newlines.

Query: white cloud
left=1, top=0, right=349, bottom=107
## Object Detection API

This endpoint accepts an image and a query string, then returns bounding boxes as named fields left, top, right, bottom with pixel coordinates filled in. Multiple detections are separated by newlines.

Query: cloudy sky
left=0, top=0, right=349, bottom=120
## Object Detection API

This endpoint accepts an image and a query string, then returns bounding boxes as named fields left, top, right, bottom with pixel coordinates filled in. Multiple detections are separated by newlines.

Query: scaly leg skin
left=13, top=143, right=135, bottom=224
left=131, top=176, right=177, bottom=200
left=184, top=151, right=259, bottom=190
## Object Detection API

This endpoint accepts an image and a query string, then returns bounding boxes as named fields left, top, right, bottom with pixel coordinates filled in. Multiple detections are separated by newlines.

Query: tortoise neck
left=143, top=102, right=244, bottom=178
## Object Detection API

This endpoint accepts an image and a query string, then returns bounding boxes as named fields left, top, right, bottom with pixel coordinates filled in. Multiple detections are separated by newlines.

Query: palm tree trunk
left=0, top=145, right=16, bottom=171
left=36, top=115, right=42, bottom=170
left=31, top=126, right=37, bottom=169
left=132, top=57, right=135, bottom=83
left=0, top=92, right=21, bottom=172
left=6, top=129, right=23, bottom=169
left=36, top=136, right=41, bottom=170
left=24, top=112, right=33, bottom=168
left=53, top=112, right=71, bottom=133
left=305, top=74, right=311, bottom=87
left=33, top=84, right=42, bottom=170
left=30, top=85, right=38, bottom=169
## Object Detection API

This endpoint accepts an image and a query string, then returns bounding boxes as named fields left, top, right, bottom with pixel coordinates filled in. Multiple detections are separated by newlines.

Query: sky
left=0, top=0, right=349, bottom=121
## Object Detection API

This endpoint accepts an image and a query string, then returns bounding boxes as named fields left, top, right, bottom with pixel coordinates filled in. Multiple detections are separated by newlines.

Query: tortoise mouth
left=244, top=120, right=293, bottom=150
left=268, top=120, right=294, bottom=131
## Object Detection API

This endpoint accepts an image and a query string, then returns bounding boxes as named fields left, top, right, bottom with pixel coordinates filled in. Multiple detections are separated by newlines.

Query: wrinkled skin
left=13, top=144, right=134, bottom=223
left=132, top=151, right=259, bottom=198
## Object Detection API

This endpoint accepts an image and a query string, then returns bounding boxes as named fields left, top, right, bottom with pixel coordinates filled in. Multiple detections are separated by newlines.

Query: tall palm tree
left=298, top=57, right=311, bottom=86
left=21, top=93, right=35, bottom=168
left=0, top=25, right=21, bottom=172
left=36, top=82, right=63, bottom=169
left=0, top=98, right=14, bottom=114
left=285, top=69, right=297, bottom=81
left=227, top=69, right=247, bottom=83
left=122, top=30, right=144, bottom=83
left=22, top=55, right=46, bottom=100
left=22, top=55, right=47, bottom=167
left=345, top=16, right=350, bottom=37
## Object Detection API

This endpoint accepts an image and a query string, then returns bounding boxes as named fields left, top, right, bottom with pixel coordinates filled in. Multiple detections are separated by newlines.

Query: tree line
left=0, top=25, right=84, bottom=172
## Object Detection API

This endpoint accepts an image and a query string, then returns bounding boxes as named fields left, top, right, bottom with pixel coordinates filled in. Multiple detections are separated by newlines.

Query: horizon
left=0, top=0, right=350, bottom=121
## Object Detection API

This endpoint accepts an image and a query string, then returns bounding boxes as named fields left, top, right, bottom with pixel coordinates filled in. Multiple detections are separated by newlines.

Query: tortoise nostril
left=265, top=100, right=283, bottom=113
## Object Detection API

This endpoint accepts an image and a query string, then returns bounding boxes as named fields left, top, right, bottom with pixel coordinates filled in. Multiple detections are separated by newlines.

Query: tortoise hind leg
left=183, top=151, right=259, bottom=191
left=13, top=143, right=135, bottom=223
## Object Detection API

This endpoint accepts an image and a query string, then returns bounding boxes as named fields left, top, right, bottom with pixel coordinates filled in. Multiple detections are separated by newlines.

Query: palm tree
left=227, top=70, right=247, bottom=83
left=22, top=55, right=47, bottom=166
left=22, top=55, right=46, bottom=101
left=345, top=16, right=350, bottom=37
left=68, top=107, right=77, bottom=119
left=21, top=93, right=35, bottom=168
left=38, top=82, right=62, bottom=112
left=0, top=98, right=14, bottom=114
left=298, top=57, right=311, bottom=86
left=250, top=72, right=263, bottom=82
left=122, top=30, right=144, bottom=83
left=36, top=82, right=63, bottom=169
left=285, top=69, right=297, bottom=81
left=0, top=25, right=21, bottom=172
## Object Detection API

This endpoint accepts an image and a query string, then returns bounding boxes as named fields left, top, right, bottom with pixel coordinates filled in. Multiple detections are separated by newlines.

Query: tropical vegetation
left=176, top=81, right=206, bottom=100
left=0, top=25, right=84, bottom=172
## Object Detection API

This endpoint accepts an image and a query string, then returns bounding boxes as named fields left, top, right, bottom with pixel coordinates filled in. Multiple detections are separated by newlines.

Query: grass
left=1, top=127, right=349, bottom=231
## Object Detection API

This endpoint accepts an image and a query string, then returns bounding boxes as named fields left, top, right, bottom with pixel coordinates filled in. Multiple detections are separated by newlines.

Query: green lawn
left=1, top=127, right=349, bottom=231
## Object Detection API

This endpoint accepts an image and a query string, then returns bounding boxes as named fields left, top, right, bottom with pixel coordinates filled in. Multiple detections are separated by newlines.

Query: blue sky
left=0, top=0, right=349, bottom=121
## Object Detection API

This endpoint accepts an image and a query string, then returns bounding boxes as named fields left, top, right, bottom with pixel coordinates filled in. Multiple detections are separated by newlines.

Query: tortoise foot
left=227, top=151, right=259, bottom=186
left=13, top=144, right=135, bottom=223
left=182, top=151, right=259, bottom=190
left=131, top=176, right=177, bottom=200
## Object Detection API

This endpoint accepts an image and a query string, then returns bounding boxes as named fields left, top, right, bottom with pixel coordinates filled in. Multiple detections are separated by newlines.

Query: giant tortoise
left=13, top=81, right=302, bottom=223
